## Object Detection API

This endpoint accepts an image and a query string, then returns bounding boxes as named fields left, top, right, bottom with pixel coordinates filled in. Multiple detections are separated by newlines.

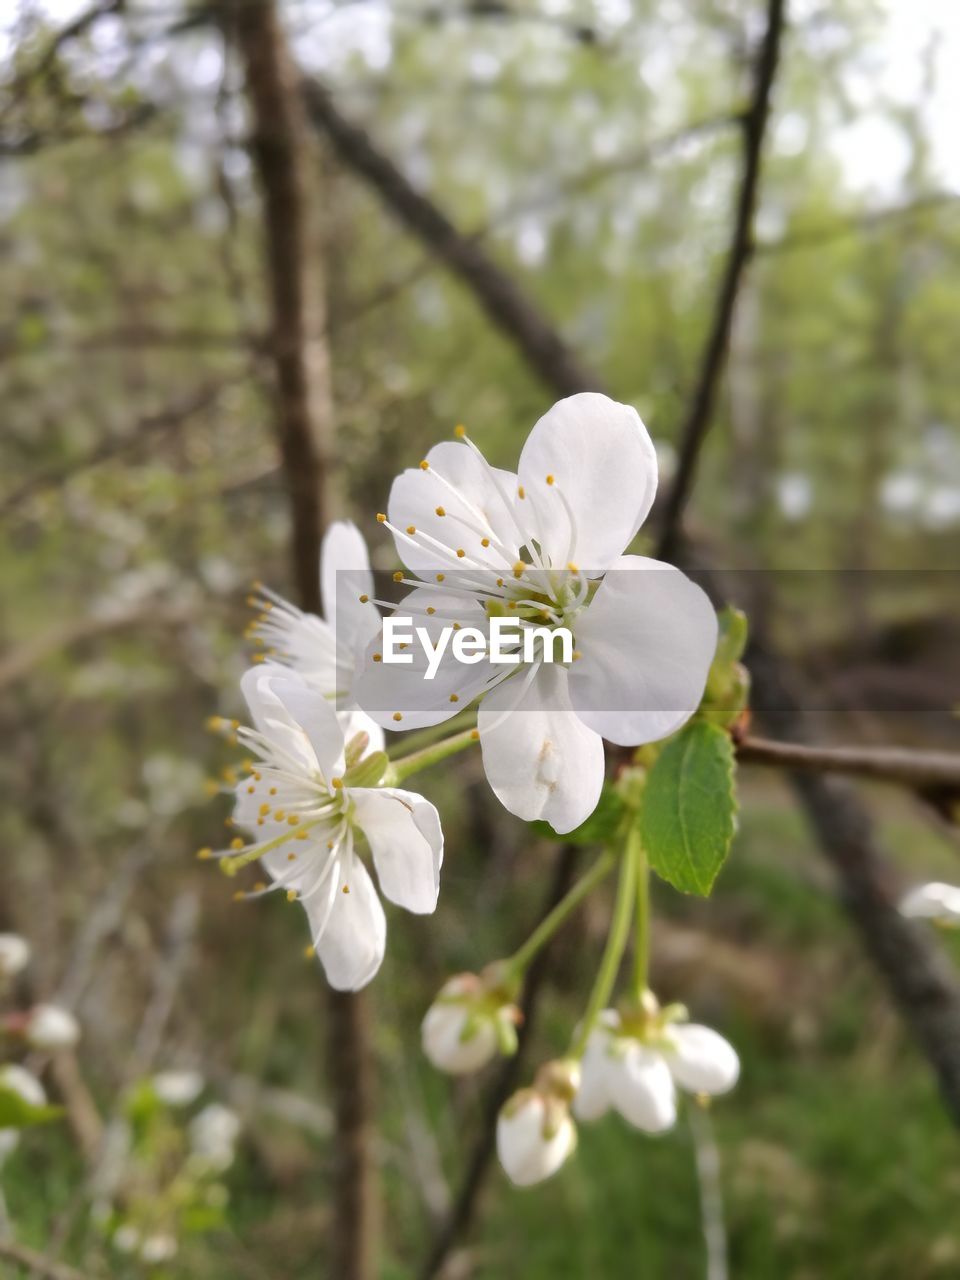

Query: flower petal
left=320, top=520, right=380, bottom=654
left=354, top=587, right=498, bottom=730
left=315, top=857, right=386, bottom=991
left=388, top=441, right=520, bottom=576
left=667, top=1024, right=740, bottom=1096
left=496, top=1094, right=576, bottom=1187
left=899, top=881, right=960, bottom=924
left=270, top=677, right=346, bottom=782
left=517, top=394, right=658, bottom=570
left=478, top=664, right=604, bottom=833
left=569, top=555, right=717, bottom=746
left=350, top=787, right=443, bottom=914
left=608, top=1043, right=677, bottom=1133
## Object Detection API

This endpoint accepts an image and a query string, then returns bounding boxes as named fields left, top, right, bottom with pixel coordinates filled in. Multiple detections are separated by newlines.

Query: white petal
left=0, top=1064, right=46, bottom=1108
left=667, top=1024, right=740, bottom=1096
left=421, top=1003, right=498, bottom=1075
left=270, top=678, right=346, bottom=781
left=351, top=787, right=443, bottom=914
left=899, top=882, right=960, bottom=924
left=388, top=441, right=519, bottom=576
left=0, top=933, right=30, bottom=978
left=315, top=857, right=386, bottom=991
left=608, top=1044, right=677, bottom=1133
left=25, top=1004, right=80, bottom=1050
left=354, top=587, right=497, bottom=731
left=496, top=1094, right=576, bottom=1187
left=478, top=664, right=604, bottom=833
left=517, top=394, right=658, bottom=569
left=320, top=520, right=380, bottom=654
left=573, top=1030, right=616, bottom=1122
left=569, top=555, right=718, bottom=746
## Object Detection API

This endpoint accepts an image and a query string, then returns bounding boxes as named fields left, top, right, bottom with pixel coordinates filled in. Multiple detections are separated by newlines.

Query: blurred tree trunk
left=229, top=3, right=378, bottom=1277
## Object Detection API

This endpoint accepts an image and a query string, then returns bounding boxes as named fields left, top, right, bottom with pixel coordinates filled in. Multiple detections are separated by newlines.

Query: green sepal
left=344, top=750, right=390, bottom=789
left=0, top=1084, right=63, bottom=1129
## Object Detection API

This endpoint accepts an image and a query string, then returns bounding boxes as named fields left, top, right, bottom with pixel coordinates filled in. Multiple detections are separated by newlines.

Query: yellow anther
left=196, top=848, right=213, bottom=861
left=287, top=815, right=300, bottom=826
left=327, top=840, right=335, bottom=849
left=373, top=653, right=383, bottom=663
left=233, top=890, right=246, bottom=902
left=254, top=881, right=266, bottom=893
left=359, top=594, right=369, bottom=604
left=507, top=601, right=517, bottom=610
left=512, top=560, right=526, bottom=578
left=286, top=890, right=298, bottom=902
left=304, top=945, right=316, bottom=959
left=567, top=562, right=579, bottom=573
left=426, top=607, right=436, bottom=615
left=496, top=577, right=504, bottom=587
left=274, top=809, right=285, bottom=821
left=398, top=642, right=408, bottom=651
left=517, top=485, right=526, bottom=500
left=332, top=778, right=343, bottom=790
left=436, top=573, right=445, bottom=582
left=393, top=712, right=403, bottom=722
left=546, top=474, right=555, bottom=485
left=287, top=852, right=297, bottom=861
left=269, top=787, right=277, bottom=795
left=205, top=716, right=222, bottom=731
left=253, top=653, right=265, bottom=664
left=342, top=884, right=351, bottom=894
left=454, top=424, right=466, bottom=438
left=246, top=785, right=255, bottom=794
left=257, top=819, right=264, bottom=827
left=295, top=830, right=308, bottom=840
left=259, top=803, right=270, bottom=816
left=456, top=548, right=466, bottom=558
left=231, top=719, right=239, bottom=730
left=449, top=693, right=459, bottom=703
left=393, top=571, right=404, bottom=582
left=420, top=459, right=430, bottom=470
left=470, top=729, right=480, bottom=741
left=452, top=622, right=461, bottom=631
left=377, top=512, right=386, bottom=523
left=481, top=537, right=490, bottom=547
left=253, top=771, right=262, bottom=781
left=221, top=766, right=237, bottom=784
left=406, top=525, right=416, bottom=535
left=435, top=506, right=446, bottom=517
left=572, top=650, right=583, bottom=661
left=230, top=837, right=244, bottom=851
left=204, top=780, right=220, bottom=797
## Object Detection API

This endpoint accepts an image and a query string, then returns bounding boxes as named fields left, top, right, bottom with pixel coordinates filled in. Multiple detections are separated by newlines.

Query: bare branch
left=0, top=1240, right=91, bottom=1280
left=737, top=735, right=960, bottom=792
left=656, top=0, right=786, bottom=561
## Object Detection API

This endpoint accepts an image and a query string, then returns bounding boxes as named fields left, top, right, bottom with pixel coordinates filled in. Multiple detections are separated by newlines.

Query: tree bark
left=231, top=3, right=377, bottom=1275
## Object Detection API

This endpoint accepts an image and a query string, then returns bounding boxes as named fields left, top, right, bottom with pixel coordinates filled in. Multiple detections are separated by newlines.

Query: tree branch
left=231, top=4, right=377, bottom=1277
left=737, top=735, right=960, bottom=792
left=0, top=1240, right=91, bottom=1280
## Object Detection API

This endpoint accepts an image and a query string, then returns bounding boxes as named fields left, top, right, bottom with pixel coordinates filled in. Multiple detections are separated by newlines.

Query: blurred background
left=2, top=0, right=960, bottom=1275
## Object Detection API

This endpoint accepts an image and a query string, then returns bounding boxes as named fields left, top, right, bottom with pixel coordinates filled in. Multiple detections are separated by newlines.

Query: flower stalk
left=506, top=850, right=617, bottom=978
left=632, top=832, right=650, bottom=999
left=385, top=727, right=480, bottom=785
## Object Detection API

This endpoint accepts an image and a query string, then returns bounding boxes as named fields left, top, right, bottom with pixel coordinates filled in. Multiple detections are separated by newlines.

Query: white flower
left=0, top=933, right=30, bottom=978
left=246, top=521, right=384, bottom=750
left=574, top=1005, right=739, bottom=1135
left=152, top=1070, right=205, bottom=1107
left=0, top=1064, right=47, bottom=1162
left=112, top=1224, right=141, bottom=1254
left=355, top=394, right=717, bottom=833
left=140, top=1233, right=178, bottom=1264
left=217, top=664, right=443, bottom=990
left=24, top=1003, right=80, bottom=1050
left=900, top=882, right=960, bottom=926
left=497, top=1060, right=579, bottom=1187
left=188, top=1102, right=241, bottom=1172
left=421, top=972, right=520, bottom=1075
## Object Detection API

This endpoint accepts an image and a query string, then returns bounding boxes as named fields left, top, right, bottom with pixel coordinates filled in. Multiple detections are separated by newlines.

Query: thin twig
left=737, top=735, right=960, bottom=791
left=0, top=1241, right=91, bottom=1280
left=656, top=0, right=786, bottom=560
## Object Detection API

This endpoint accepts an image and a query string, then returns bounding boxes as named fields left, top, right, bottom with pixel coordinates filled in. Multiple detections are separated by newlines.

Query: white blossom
left=574, top=1005, right=739, bottom=1135
left=900, top=882, right=960, bottom=926
left=0, top=933, right=30, bottom=978
left=152, top=1070, right=205, bottom=1107
left=246, top=521, right=384, bottom=750
left=356, top=394, right=717, bottom=833
left=421, top=972, right=520, bottom=1075
left=188, top=1102, right=241, bottom=1172
left=0, top=1064, right=47, bottom=1162
left=217, top=665, right=443, bottom=990
left=140, top=1234, right=178, bottom=1264
left=112, top=1224, right=141, bottom=1254
left=24, top=1003, right=80, bottom=1050
left=497, top=1060, right=579, bottom=1187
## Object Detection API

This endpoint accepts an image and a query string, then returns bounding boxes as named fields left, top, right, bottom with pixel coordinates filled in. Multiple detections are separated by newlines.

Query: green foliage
left=0, top=1083, right=62, bottom=1129
left=639, top=721, right=737, bottom=895
left=531, top=786, right=626, bottom=846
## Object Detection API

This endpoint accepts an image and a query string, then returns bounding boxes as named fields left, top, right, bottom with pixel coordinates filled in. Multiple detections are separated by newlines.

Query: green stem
left=570, top=829, right=639, bottom=1058
left=386, top=711, right=476, bottom=758
left=385, top=727, right=479, bottom=784
left=506, top=849, right=617, bottom=977
left=633, top=833, right=650, bottom=998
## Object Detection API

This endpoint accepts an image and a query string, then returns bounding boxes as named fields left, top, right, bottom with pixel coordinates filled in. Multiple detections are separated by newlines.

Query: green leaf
left=530, top=786, right=626, bottom=846
left=0, top=1084, right=63, bottom=1129
left=638, top=721, right=737, bottom=896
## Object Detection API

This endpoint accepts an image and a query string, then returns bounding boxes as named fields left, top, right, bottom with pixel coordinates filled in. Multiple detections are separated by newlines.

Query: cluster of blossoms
left=0, top=931, right=80, bottom=1166
left=96, top=1069, right=241, bottom=1265
left=205, top=393, right=742, bottom=1185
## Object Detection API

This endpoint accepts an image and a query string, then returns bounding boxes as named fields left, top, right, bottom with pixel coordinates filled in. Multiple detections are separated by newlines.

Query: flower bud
left=900, top=882, right=960, bottom=926
left=421, top=973, right=521, bottom=1075
left=0, top=933, right=30, bottom=978
left=188, top=1103, right=241, bottom=1171
left=496, top=1060, right=579, bottom=1187
left=24, top=1003, right=80, bottom=1050
left=140, top=1233, right=178, bottom=1264
left=0, top=1064, right=46, bottom=1163
left=152, top=1070, right=204, bottom=1107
